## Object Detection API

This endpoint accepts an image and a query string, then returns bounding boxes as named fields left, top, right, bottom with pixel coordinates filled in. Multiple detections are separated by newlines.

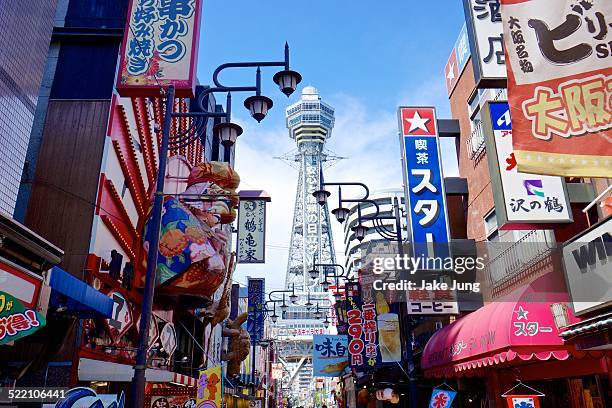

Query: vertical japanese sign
left=196, top=366, right=222, bottom=408
left=399, top=107, right=451, bottom=259
left=501, top=0, right=612, bottom=178
left=0, top=291, right=46, bottom=345
left=237, top=199, right=267, bottom=263
left=304, top=158, right=322, bottom=257
left=116, top=0, right=202, bottom=97
left=247, top=278, right=265, bottom=344
left=312, top=335, right=349, bottom=377
left=483, top=101, right=572, bottom=227
left=463, top=0, right=507, bottom=85
left=445, top=23, right=471, bottom=96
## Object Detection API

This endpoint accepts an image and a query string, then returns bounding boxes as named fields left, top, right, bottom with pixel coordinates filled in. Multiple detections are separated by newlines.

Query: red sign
left=116, top=0, right=202, bottom=97
left=400, top=107, right=436, bottom=136
left=501, top=0, right=612, bottom=177
left=445, top=49, right=459, bottom=95
left=0, top=261, right=43, bottom=309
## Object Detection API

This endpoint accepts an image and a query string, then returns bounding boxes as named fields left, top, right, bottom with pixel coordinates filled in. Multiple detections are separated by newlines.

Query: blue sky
left=196, top=1, right=468, bottom=289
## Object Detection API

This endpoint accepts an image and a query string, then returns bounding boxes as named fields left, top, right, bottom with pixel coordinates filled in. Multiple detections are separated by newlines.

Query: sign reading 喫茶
left=117, top=0, right=202, bottom=97
left=483, top=101, right=572, bottom=228
left=500, top=0, right=612, bottom=177
left=462, top=0, right=507, bottom=86
left=312, top=335, right=349, bottom=377
left=445, top=23, right=471, bottom=96
left=398, top=107, right=451, bottom=260
left=237, top=199, right=267, bottom=264
left=246, top=278, right=265, bottom=344
left=0, top=291, right=46, bottom=345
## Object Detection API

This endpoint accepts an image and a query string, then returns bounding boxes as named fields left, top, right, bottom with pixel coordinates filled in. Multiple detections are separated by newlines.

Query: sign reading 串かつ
left=462, top=0, right=507, bottom=86
left=0, top=291, right=46, bottom=345
left=483, top=101, right=572, bottom=228
left=116, top=0, right=202, bottom=97
left=246, top=278, right=265, bottom=344
left=398, top=107, right=451, bottom=259
left=237, top=199, right=266, bottom=264
left=312, top=335, right=349, bottom=377
left=500, top=0, right=612, bottom=178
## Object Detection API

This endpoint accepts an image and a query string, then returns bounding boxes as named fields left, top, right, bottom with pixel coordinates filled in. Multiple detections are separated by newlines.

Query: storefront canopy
left=421, top=274, right=586, bottom=378
left=78, top=358, right=197, bottom=386
left=49, top=266, right=113, bottom=318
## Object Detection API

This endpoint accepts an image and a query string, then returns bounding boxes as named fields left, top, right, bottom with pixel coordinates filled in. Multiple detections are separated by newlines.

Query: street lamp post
left=312, top=182, right=418, bottom=407
left=131, top=45, right=301, bottom=408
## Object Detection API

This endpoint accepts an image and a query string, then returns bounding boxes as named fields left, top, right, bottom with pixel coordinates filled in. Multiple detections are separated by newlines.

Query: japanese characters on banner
left=117, top=0, right=202, bottom=97
left=483, top=101, right=572, bottom=228
left=501, top=0, right=612, bottom=178
left=445, top=23, right=471, bottom=95
left=196, top=366, right=222, bottom=408
left=0, top=291, right=46, bottom=345
left=398, top=107, right=451, bottom=259
left=504, top=395, right=541, bottom=408
left=246, top=278, right=265, bottom=344
left=462, top=0, right=507, bottom=84
left=407, top=288, right=459, bottom=315
left=429, top=388, right=457, bottom=408
left=312, top=335, right=349, bottom=377
left=237, top=199, right=267, bottom=264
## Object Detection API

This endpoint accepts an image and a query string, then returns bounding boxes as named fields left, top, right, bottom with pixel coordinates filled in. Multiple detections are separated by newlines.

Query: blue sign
left=428, top=388, right=457, bottom=408
left=455, top=23, right=470, bottom=73
left=399, top=107, right=450, bottom=259
left=246, top=278, right=265, bottom=344
left=313, top=335, right=349, bottom=377
left=490, top=101, right=512, bottom=131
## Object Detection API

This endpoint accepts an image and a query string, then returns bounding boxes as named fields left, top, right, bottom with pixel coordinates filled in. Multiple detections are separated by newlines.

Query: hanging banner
left=106, top=291, right=133, bottom=344
left=398, top=107, right=451, bottom=259
left=483, top=101, right=572, bottom=228
left=501, top=0, right=612, bottom=177
left=445, top=23, right=471, bottom=96
left=429, top=388, right=457, bottom=408
left=312, top=335, right=349, bottom=377
left=116, top=0, right=202, bottom=97
left=0, top=291, right=46, bottom=345
left=504, top=395, right=541, bottom=408
left=196, top=366, right=222, bottom=408
left=462, top=0, right=507, bottom=86
left=246, top=278, right=265, bottom=344
left=237, top=199, right=267, bottom=264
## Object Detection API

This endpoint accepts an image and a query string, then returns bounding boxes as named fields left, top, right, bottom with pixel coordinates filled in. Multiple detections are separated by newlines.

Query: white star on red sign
left=514, top=306, right=529, bottom=320
left=446, top=62, right=455, bottom=84
left=405, top=111, right=430, bottom=133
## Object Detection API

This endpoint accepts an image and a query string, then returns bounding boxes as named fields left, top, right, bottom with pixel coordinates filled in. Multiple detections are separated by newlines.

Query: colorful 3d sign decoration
left=54, top=387, right=125, bottom=408
left=428, top=388, right=457, bottom=408
left=313, top=334, right=349, bottom=377
left=0, top=291, right=46, bottom=345
left=117, top=0, right=202, bottom=97
left=246, top=278, right=265, bottom=344
left=500, top=0, right=612, bottom=177
left=196, top=366, right=222, bottom=408
left=463, top=0, right=506, bottom=85
left=445, top=23, right=471, bottom=95
left=237, top=199, right=267, bottom=263
left=398, top=107, right=451, bottom=260
left=483, top=101, right=572, bottom=228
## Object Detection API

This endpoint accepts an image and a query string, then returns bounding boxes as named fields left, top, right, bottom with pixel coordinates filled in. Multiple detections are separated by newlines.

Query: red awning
left=421, top=274, right=595, bottom=378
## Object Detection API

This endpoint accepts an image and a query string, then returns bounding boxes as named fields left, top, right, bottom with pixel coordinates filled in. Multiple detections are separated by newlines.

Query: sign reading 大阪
left=237, top=199, right=267, bottom=263
left=0, top=291, right=46, bottom=345
left=500, top=0, right=612, bottom=178
left=483, top=101, right=572, bottom=228
left=398, top=107, right=451, bottom=259
left=462, top=0, right=507, bottom=85
left=246, top=278, right=265, bottom=344
left=116, top=0, right=202, bottom=97
left=445, top=23, right=471, bottom=96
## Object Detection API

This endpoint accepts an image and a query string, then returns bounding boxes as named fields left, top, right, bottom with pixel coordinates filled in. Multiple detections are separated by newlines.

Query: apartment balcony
left=467, top=121, right=486, bottom=162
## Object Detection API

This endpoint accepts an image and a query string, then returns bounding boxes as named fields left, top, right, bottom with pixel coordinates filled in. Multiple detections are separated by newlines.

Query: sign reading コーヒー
left=398, top=107, right=451, bottom=259
left=117, top=0, right=202, bottom=97
left=500, top=0, right=612, bottom=177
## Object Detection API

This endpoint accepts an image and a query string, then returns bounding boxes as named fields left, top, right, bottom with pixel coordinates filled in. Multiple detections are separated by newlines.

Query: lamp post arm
left=321, top=182, right=370, bottom=201
left=213, top=59, right=287, bottom=88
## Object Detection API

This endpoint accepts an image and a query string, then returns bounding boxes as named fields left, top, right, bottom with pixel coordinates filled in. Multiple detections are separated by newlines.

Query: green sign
left=0, top=291, right=46, bottom=345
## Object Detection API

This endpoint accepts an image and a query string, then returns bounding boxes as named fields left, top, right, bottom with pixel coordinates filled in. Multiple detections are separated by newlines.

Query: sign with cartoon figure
left=501, top=0, right=612, bottom=177
left=196, top=366, right=222, bottom=408
left=0, top=291, right=46, bottom=345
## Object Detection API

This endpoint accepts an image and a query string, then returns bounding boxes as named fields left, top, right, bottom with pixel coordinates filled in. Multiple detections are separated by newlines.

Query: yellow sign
left=196, top=366, right=222, bottom=408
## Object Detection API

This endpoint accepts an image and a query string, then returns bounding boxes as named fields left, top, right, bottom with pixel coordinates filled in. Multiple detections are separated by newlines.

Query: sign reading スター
left=398, top=107, right=451, bottom=259
left=237, top=199, right=267, bottom=264
left=116, top=0, right=202, bottom=97
left=501, top=0, right=612, bottom=177
left=483, top=101, right=572, bottom=228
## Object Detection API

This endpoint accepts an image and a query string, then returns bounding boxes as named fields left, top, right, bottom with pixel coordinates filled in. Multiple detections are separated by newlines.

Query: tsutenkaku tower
left=285, top=86, right=337, bottom=292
